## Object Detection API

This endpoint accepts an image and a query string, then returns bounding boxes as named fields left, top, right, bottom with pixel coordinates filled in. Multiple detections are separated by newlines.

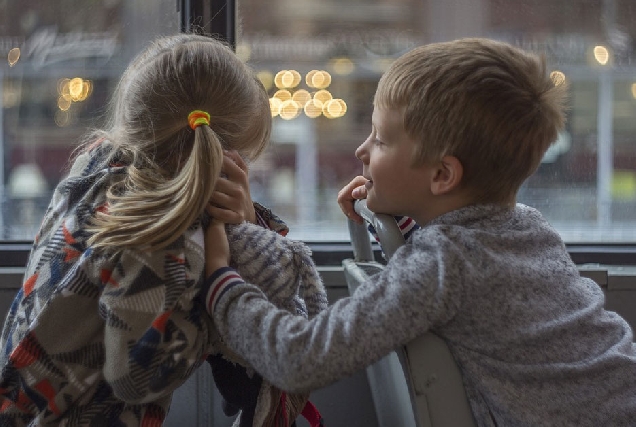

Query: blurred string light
left=7, top=48, right=20, bottom=67
left=549, top=71, right=566, bottom=87
left=329, top=57, right=355, bottom=75
left=56, top=77, right=93, bottom=127
left=261, top=69, right=347, bottom=120
left=593, top=45, right=610, bottom=65
left=631, top=83, right=636, bottom=99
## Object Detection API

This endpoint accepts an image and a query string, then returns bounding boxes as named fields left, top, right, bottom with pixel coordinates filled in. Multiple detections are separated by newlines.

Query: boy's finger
left=351, top=185, right=367, bottom=199
left=337, top=176, right=368, bottom=201
left=338, top=177, right=369, bottom=224
left=337, top=196, right=363, bottom=224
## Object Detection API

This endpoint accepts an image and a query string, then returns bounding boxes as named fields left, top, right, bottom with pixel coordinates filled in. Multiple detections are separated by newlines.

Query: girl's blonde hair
left=374, top=38, right=568, bottom=203
left=84, top=34, right=271, bottom=251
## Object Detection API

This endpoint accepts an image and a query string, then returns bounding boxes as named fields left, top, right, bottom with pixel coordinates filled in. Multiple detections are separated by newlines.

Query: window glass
left=0, top=0, right=177, bottom=240
left=237, top=0, right=636, bottom=243
left=2, top=1, right=636, bottom=245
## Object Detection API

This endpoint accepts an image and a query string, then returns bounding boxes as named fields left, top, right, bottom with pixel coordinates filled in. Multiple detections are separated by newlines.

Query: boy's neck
left=413, top=197, right=470, bottom=225
left=413, top=194, right=515, bottom=225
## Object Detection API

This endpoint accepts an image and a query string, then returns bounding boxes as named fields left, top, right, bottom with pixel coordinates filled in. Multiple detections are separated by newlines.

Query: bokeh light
left=269, top=69, right=346, bottom=119
left=279, top=99, right=301, bottom=120
left=8, top=48, right=20, bottom=67
left=593, top=45, right=610, bottom=65
left=550, top=71, right=566, bottom=87
left=330, top=57, right=355, bottom=75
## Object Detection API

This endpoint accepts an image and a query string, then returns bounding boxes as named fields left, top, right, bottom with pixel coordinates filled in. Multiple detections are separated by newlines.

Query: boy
left=202, top=38, right=636, bottom=426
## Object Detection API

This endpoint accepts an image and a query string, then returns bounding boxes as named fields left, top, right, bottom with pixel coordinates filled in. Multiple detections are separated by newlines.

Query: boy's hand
left=208, top=150, right=257, bottom=225
left=204, top=218, right=230, bottom=276
left=337, top=175, right=368, bottom=224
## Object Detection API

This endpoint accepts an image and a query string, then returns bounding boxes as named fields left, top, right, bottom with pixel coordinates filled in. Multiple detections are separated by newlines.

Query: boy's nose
left=355, top=141, right=368, bottom=162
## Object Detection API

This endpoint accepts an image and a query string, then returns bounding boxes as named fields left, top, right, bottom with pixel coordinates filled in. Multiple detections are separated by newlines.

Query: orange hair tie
left=188, top=110, right=211, bottom=130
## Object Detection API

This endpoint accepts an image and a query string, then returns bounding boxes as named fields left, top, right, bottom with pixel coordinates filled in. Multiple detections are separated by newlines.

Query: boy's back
left=408, top=203, right=636, bottom=426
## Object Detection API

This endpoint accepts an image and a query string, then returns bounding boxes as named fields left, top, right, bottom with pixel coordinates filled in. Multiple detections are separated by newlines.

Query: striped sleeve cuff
left=202, top=267, right=246, bottom=314
left=367, top=216, right=420, bottom=243
left=396, top=216, right=420, bottom=241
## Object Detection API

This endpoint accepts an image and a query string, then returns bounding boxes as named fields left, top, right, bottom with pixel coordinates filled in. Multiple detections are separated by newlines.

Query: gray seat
left=343, top=200, right=477, bottom=427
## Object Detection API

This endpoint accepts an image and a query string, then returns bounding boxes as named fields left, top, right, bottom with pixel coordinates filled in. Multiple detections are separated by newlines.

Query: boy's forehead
left=372, top=106, right=405, bottom=131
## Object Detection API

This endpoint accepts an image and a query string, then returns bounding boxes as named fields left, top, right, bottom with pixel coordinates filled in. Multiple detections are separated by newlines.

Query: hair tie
left=188, top=110, right=211, bottom=130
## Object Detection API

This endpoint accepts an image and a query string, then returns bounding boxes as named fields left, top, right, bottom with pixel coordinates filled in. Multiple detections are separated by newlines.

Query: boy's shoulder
left=423, top=203, right=548, bottom=231
left=408, top=203, right=559, bottom=251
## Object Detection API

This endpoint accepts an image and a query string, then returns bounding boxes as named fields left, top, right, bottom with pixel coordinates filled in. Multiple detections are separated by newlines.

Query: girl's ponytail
left=88, top=112, right=223, bottom=251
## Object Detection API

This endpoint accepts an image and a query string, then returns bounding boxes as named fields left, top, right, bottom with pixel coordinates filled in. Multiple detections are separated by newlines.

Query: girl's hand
left=337, top=175, right=369, bottom=224
left=208, top=151, right=257, bottom=224
left=204, top=218, right=230, bottom=276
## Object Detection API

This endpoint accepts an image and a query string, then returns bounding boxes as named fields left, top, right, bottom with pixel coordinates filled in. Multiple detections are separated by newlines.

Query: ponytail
left=87, top=126, right=223, bottom=251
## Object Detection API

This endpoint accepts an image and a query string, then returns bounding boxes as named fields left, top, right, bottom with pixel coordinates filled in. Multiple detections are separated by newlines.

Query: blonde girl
left=0, top=33, right=277, bottom=426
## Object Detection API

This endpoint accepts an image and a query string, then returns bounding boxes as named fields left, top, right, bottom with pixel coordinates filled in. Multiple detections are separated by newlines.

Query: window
left=2, top=0, right=636, bottom=246
left=236, top=0, right=636, bottom=243
left=0, top=0, right=178, bottom=240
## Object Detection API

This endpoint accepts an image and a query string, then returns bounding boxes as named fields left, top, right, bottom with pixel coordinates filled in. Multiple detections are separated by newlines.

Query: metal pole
left=597, top=0, right=616, bottom=228
left=296, top=116, right=317, bottom=227
left=0, top=72, right=4, bottom=239
left=597, top=69, right=613, bottom=227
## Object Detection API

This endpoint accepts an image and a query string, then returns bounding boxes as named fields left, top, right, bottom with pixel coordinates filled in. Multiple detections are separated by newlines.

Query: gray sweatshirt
left=205, top=203, right=636, bottom=426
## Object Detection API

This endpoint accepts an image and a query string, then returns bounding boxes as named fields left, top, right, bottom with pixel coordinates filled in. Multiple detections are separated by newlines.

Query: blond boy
left=202, top=38, right=636, bottom=426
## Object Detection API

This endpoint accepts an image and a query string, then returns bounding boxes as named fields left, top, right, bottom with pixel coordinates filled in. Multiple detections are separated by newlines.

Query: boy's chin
left=365, top=198, right=392, bottom=216
left=366, top=198, right=409, bottom=219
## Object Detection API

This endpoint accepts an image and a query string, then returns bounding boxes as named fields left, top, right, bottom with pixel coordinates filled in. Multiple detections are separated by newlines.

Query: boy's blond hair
left=374, top=38, right=568, bottom=203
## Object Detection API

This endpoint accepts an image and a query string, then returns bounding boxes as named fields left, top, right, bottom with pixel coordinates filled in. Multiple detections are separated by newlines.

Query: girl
left=0, top=33, right=280, bottom=426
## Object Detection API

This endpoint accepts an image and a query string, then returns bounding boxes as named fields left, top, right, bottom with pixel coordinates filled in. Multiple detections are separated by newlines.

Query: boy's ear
left=430, top=155, right=463, bottom=195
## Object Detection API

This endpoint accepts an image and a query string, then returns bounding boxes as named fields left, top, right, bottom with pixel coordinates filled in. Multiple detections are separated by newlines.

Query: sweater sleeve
left=203, top=230, right=463, bottom=393
left=99, top=236, right=217, bottom=404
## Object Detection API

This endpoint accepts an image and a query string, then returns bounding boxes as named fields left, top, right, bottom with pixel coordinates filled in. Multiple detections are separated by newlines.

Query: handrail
left=348, top=199, right=406, bottom=261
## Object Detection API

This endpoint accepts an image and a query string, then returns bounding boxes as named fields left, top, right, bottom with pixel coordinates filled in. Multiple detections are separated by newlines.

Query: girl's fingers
left=206, top=204, right=243, bottom=224
left=213, top=176, right=235, bottom=195
left=224, top=150, right=248, bottom=172
left=209, top=190, right=241, bottom=212
left=222, top=151, right=249, bottom=182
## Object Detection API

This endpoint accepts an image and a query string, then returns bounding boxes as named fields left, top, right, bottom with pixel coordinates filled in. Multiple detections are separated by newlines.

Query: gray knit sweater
left=206, top=203, right=636, bottom=427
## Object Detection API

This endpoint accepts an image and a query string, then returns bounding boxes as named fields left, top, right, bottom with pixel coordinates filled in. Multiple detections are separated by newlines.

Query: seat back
left=343, top=200, right=476, bottom=427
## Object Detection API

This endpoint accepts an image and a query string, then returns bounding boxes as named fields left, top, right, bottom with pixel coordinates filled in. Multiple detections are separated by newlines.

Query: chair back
left=343, top=200, right=477, bottom=427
